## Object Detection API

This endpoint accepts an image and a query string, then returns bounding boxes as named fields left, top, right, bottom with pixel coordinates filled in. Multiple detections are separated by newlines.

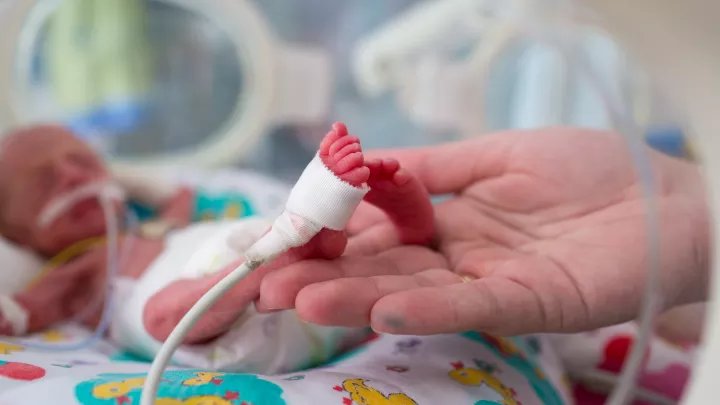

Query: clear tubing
left=65, top=208, right=138, bottom=326
left=18, top=193, right=122, bottom=351
left=577, top=369, right=676, bottom=405
left=550, top=24, right=663, bottom=405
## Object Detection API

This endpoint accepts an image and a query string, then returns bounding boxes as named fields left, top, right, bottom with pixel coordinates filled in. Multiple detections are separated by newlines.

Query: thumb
left=368, top=276, right=549, bottom=336
left=362, top=133, right=515, bottom=195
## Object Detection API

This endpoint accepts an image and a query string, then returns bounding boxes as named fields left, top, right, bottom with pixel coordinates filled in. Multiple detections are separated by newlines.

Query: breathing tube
left=11, top=181, right=129, bottom=351
left=139, top=153, right=370, bottom=405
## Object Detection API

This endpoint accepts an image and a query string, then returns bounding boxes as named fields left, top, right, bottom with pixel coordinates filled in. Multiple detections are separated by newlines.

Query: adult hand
left=258, top=128, right=709, bottom=336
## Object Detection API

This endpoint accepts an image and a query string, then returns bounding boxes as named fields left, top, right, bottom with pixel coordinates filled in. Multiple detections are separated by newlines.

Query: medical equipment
left=139, top=152, right=369, bottom=405
left=351, top=0, right=657, bottom=135
left=0, top=0, right=334, bottom=170
left=0, top=0, right=714, bottom=404
left=135, top=1, right=717, bottom=404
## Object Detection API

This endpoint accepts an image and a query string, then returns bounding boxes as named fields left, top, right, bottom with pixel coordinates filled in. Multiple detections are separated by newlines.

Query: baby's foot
left=363, top=158, right=435, bottom=245
left=318, top=122, right=370, bottom=187
left=144, top=123, right=370, bottom=343
left=272, top=122, right=370, bottom=266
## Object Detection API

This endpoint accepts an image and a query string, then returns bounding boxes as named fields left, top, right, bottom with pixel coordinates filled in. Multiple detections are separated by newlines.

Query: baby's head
left=0, top=125, right=120, bottom=256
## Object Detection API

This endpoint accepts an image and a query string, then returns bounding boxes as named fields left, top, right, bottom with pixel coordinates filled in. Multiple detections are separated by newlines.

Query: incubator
left=0, top=0, right=716, bottom=404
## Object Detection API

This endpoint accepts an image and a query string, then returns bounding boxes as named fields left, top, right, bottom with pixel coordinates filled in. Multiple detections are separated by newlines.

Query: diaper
left=109, top=217, right=369, bottom=374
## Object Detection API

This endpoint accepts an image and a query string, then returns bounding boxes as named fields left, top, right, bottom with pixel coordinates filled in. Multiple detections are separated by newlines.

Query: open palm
left=258, top=128, right=708, bottom=336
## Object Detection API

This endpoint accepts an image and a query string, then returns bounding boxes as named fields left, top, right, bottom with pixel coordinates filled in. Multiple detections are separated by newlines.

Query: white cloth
left=110, top=218, right=369, bottom=374
left=0, top=238, right=45, bottom=296
left=0, top=331, right=572, bottom=405
left=0, top=295, right=29, bottom=335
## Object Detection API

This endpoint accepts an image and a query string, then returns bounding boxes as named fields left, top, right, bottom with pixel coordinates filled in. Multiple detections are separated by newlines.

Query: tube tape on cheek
left=0, top=295, right=29, bottom=335
left=285, top=153, right=370, bottom=231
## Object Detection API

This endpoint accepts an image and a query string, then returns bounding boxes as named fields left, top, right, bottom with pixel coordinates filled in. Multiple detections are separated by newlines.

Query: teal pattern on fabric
left=127, top=189, right=256, bottom=223
left=460, top=332, right=564, bottom=405
left=127, top=200, right=157, bottom=222
left=109, top=351, right=150, bottom=363
left=75, top=370, right=286, bottom=405
left=192, top=189, right=255, bottom=222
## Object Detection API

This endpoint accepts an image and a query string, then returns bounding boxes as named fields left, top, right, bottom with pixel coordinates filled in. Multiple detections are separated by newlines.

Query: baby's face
left=0, top=126, right=117, bottom=255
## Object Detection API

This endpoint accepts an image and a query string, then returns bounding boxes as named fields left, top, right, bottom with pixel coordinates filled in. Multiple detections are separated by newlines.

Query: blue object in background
left=645, top=125, right=689, bottom=158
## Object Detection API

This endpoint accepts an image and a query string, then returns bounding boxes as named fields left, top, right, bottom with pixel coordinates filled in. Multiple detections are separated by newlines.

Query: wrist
left=2, top=294, right=30, bottom=335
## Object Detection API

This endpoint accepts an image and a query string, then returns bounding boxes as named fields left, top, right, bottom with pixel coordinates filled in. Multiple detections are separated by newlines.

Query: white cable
left=140, top=259, right=261, bottom=405
left=140, top=153, right=369, bottom=405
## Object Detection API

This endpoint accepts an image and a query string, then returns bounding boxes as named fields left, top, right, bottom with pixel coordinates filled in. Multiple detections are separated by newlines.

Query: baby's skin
left=143, top=122, right=435, bottom=344
left=0, top=123, right=436, bottom=346
left=0, top=126, right=194, bottom=333
left=0, top=124, right=706, bottom=348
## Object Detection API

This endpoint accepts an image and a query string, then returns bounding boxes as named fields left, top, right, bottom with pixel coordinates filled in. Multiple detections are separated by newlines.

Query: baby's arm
left=114, top=171, right=195, bottom=226
left=157, top=187, right=194, bottom=227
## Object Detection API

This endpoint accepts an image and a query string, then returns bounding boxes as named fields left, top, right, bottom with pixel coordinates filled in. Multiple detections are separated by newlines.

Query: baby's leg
left=143, top=123, right=369, bottom=344
left=363, top=157, right=435, bottom=246
left=143, top=123, right=436, bottom=344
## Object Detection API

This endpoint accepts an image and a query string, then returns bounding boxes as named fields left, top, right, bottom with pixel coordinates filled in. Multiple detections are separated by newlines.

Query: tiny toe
left=332, top=122, right=348, bottom=137
left=365, top=159, right=383, bottom=172
left=329, top=135, right=359, bottom=156
left=336, top=152, right=366, bottom=175
left=335, top=142, right=362, bottom=161
left=392, top=168, right=413, bottom=187
left=319, top=129, right=341, bottom=156
left=342, top=166, right=370, bottom=187
left=381, top=158, right=400, bottom=174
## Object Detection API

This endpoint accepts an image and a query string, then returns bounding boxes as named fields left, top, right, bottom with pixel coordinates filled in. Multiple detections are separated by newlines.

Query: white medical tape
left=245, top=212, right=323, bottom=263
left=245, top=153, right=370, bottom=263
left=285, top=153, right=370, bottom=230
left=0, top=295, right=29, bottom=335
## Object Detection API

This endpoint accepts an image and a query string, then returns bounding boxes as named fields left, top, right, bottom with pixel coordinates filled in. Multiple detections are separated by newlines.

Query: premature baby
left=0, top=125, right=575, bottom=405
left=0, top=124, right=696, bottom=405
left=0, top=122, right=435, bottom=373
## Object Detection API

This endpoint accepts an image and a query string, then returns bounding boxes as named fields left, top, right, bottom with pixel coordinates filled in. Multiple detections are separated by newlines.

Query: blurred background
left=0, top=0, right=693, bottom=183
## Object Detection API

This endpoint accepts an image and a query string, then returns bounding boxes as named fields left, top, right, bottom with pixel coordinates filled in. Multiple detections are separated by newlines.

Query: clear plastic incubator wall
left=0, top=1, right=716, bottom=405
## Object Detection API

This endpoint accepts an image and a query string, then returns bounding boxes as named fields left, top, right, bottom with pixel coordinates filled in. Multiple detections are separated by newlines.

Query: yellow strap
left=23, top=236, right=109, bottom=290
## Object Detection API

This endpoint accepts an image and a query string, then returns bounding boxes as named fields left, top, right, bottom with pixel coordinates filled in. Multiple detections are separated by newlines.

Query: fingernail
left=372, top=315, right=406, bottom=333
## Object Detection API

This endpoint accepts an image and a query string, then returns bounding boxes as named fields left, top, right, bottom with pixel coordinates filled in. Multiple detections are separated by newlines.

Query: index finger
left=258, top=246, right=448, bottom=311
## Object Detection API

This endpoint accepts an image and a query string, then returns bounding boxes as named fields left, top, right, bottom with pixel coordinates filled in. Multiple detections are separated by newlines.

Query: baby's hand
left=159, top=187, right=194, bottom=227
left=0, top=307, right=17, bottom=335
left=14, top=246, right=108, bottom=333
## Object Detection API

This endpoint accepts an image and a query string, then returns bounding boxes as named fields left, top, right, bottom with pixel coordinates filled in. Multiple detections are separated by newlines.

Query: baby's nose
left=54, top=160, right=93, bottom=190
